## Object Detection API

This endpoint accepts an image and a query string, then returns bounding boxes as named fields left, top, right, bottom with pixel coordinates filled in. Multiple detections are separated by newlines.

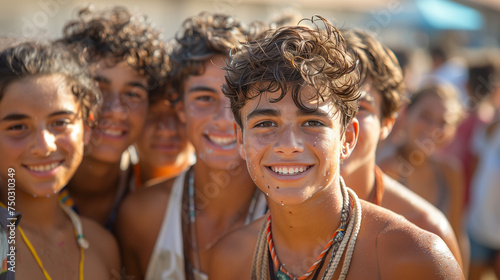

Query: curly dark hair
left=223, top=15, right=360, bottom=131
left=0, top=41, right=100, bottom=126
left=59, top=5, right=170, bottom=97
left=342, top=29, right=406, bottom=120
left=169, top=12, right=261, bottom=100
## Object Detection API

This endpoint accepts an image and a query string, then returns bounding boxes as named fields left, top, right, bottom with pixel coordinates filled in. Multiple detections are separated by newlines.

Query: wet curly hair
left=0, top=41, right=100, bottom=126
left=169, top=12, right=264, bottom=100
left=223, top=15, right=360, bottom=131
left=59, top=5, right=170, bottom=97
left=342, top=29, right=406, bottom=120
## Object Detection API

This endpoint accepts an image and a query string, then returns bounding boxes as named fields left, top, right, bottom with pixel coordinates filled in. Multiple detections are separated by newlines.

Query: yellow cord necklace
left=0, top=202, right=88, bottom=280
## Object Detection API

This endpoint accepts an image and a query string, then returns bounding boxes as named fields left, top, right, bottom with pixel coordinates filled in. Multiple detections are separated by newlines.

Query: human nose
left=273, top=124, right=303, bottom=155
left=31, top=128, right=57, bottom=157
left=156, top=115, right=178, bottom=137
left=212, top=97, right=234, bottom=127
left=101, top=92, right=127, bottom=120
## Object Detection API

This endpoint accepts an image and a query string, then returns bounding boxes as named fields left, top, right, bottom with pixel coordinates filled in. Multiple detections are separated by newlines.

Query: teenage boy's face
left=178, top=55, right=241, bottom=170
left=89, top=61, right=148, bottom=163
left=0, top=75, right=90, bottom=197
left=135, top=99, right=192, bottom=168
left=237, top=87, right=358, bottom=206
left=341, top=83, right=393, bottom=175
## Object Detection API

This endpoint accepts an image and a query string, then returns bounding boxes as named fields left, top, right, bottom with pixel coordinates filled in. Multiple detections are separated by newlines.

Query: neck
left=67, top=156, right=121, bottom=197
left=342, top=160, right=375, bottom=201
left=139, top=158, right=191, bottom=186
left=1, top=189, right=66, bottom=231
left=192, top=160, right=256, bottom=219
left=267, top=175, right=345, bottom=265
left=397, top=144, right=429, bottom=167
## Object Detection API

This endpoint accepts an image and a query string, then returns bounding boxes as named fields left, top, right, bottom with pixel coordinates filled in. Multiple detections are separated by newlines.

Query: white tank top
left=145, top=170, right=268, bottom=279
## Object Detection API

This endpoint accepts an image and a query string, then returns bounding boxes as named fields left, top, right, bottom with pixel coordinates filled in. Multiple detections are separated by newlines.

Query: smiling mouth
left=206, top=134, right=237, bottom=148
left=101, top=128, right=125, bottom=137
left=25, top=161, right=63, bottom=172
left=269, top=165, right=312, bottom=176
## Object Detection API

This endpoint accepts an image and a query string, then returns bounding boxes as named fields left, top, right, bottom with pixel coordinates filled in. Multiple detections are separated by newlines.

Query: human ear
left=379, top=115, right=396, bottom=140
left=341, top=118, right=359, bottom=160
left=236, top=124, right=246, bottom=160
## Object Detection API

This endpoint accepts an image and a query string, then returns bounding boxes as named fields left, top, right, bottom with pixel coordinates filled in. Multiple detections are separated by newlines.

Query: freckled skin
left=209, top=89, right=464, bottom=280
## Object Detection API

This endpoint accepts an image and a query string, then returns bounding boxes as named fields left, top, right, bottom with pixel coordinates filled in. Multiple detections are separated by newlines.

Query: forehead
left=0, top=75, right=78, bottom=116
left=93, top=60, right=145, bottom=82
left=185, top=57, right=226, bottom=87
left=242, top=86, right=338, bottom=118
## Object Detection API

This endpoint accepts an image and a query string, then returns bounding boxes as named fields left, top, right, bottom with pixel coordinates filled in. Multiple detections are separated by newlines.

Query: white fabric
left=145, top=171, right=204, bottom=280
left=146, top=170, right=268, bottom=280
left=468, top=124, right=500, bottom=248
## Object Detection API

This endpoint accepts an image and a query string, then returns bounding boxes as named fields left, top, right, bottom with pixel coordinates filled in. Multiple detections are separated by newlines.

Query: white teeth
left=208, top=135, right=236, bottom=146
left=271, top=166, right=309, bottom=175
left=102, top=129, right=123, bottom=137
left=27, top=162, right=60, bottom=172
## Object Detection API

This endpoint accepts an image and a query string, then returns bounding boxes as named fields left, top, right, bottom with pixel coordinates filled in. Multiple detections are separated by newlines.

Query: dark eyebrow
left=1, top=111, right=76, bottom=122
left=246, top=108, right=280, bottom=121
left=49, top=110, right=77, bottom=117
left=94, top=75, right=110, bottom=84
left=188, top=86, right=218, bottom=94
left=127, top=82, right=148, bottom=91
left=297, top=109, right=330, bottom=118
left=1, top=114, right=29, bottom=122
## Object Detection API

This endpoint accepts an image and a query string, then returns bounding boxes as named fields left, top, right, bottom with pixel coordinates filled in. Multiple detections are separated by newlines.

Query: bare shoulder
left=376, top=153, right=401, bottom=180
left=358, top=201, right=464, bottom=280
left=81, top=217, right=121, bottom=277
left=208, top=216, right=266, bottom=280
left=116, top=176, right=178, bottom=232
left=382, top=173, right=455, bottom=238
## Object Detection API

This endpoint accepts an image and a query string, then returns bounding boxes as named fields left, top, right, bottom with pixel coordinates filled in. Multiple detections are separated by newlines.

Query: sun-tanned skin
left=0, top=43, right=120, bottom=280
left=340, top=29, right=463, bottom=270
left=58, top=6, right=170, bottom=228
left=115, top=13, right=264, bottom=279
left=209, top=17, right=464, bottom=280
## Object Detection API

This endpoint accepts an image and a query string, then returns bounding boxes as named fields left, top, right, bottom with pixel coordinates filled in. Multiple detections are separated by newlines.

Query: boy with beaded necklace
left=208, top=16, right=464, bottom=280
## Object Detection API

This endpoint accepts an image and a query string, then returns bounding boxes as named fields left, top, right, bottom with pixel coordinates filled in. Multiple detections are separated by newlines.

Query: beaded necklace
left=250, top=178, right=362, bottom=280
left=265, top=186, right=352, bottom=280
left=0, top=202, right=88, bottom=280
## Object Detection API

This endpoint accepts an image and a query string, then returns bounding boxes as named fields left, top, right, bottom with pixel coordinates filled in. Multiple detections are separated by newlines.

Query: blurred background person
left=131, top=89, right=194, bottom=188
left=57, top=5, right=170, bottom=229
left=464, top=53, right=500, bottom=280
left=378, top=82, right=469, bottom=267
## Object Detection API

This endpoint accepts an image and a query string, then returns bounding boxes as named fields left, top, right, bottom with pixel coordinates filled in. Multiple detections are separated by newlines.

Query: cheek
left=60, top=129, right=85, bottom=163
left=129, top=104, right=148, bottom=131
